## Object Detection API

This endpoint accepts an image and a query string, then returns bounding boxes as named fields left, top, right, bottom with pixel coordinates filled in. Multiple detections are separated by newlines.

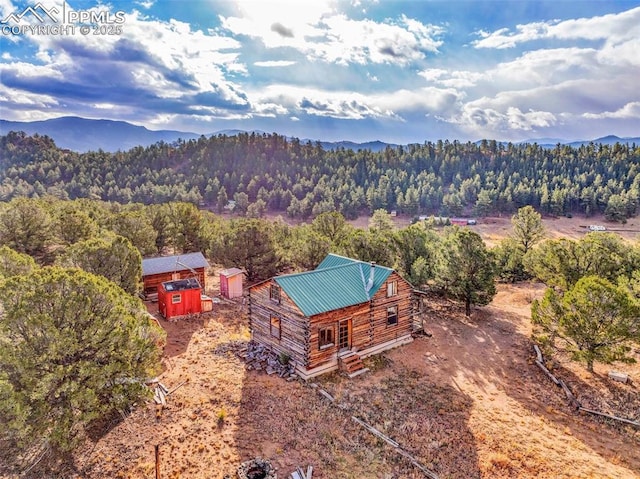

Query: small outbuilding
left=142, top=252, right=210, bottom=298
left=220, top=268, right=244, bottom=299
left=158, top=278, right=204, bottom=320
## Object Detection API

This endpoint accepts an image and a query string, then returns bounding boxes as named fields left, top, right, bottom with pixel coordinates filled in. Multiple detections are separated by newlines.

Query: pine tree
left=435, top=228, right=496, bottom=316
left=0, top=267, right=164, bottom=459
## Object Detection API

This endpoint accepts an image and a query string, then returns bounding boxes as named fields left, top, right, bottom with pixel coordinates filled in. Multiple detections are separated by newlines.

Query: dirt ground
left=61, top=276, right=640, bottom=479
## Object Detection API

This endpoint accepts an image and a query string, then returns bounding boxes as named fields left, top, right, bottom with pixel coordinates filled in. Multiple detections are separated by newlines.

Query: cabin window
left=171, top=294, right=181, bottom=304
left=319, top=326, right=335, bottom=350
left=270, top=315, right=281, bottom=339
left=387, top=305, right=398, bottom=325
left=270, top=284, right=281, bottom=303
left=387, top=280, right=398, bottom=297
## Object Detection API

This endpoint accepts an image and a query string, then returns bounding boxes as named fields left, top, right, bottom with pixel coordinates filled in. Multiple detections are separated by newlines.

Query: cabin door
left=338, top=319, right=351, bottom=352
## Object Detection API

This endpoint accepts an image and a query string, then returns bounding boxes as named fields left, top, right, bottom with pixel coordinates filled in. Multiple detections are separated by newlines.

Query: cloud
left=253, top=60, right=297, bottom=67
left=220, top=3, right=444, bottom=66
left=473, top=6, right=640, bottom=49
left=1, top=8, right=251, bottom=123
left=271, top=22, right=294, bottom=38
left=453, top=104, right=557, bottom=134
left=249, top=83, right=460, bottom=123
left=583, top=102, right=640, bottom=120
left=135, top=0, right=155, bottom=9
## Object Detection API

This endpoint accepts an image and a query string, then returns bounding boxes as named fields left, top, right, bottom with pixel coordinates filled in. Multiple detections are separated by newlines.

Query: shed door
left=338, top=319, right=351, bottom=352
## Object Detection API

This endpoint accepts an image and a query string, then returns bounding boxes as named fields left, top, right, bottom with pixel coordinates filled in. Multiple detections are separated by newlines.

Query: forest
left=1, top=131, right=639, bottom=221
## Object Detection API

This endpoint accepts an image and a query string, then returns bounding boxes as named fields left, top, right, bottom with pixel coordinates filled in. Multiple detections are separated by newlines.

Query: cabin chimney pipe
left=366, top=261, right=376, bottom=292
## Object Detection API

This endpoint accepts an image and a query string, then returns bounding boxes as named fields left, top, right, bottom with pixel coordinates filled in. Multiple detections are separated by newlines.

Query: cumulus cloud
left=0, top=7, right=251, bottom=123
left=454, top=104, right=557, bottom=134
left=583, top=102, right=640, bottom=120
left=473, top=6, right=640, bottom=49
left=220, top=3, right=443, bottom=66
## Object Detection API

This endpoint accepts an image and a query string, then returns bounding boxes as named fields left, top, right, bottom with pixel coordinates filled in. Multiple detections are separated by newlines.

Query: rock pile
left=239, top=341, right=297, bottom=379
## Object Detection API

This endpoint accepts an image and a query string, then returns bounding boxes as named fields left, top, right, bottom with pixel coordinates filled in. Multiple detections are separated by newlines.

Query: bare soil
left=58, top=278, right=639, bottom=479
left=347, top=213, right=640, bottom=246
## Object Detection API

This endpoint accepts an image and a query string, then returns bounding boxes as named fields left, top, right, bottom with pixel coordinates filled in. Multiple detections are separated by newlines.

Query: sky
left=1, top=0, right=639, bottom=144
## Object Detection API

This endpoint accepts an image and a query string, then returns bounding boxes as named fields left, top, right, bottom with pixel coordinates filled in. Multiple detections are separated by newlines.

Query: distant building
left=141, top=252, right=210, bottom=297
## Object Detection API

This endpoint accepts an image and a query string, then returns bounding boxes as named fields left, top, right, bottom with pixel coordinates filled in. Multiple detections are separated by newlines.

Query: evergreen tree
left=511, top=205, right=545, bottom=254
left=532, top=276, right=640, bottom=372
left=0, top=245, right=37, bottom=279
left=223, top=218, right=280, bottom=281
left=57, top=235, right=142, bottom=295
left=0, top=197, right=52, bottom=259
left=0, top=267, right=164, bottom=459
left=434, top=228, right=496, bottom=316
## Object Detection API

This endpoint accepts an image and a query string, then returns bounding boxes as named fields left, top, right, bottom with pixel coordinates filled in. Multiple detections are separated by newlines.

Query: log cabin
left=248, top=253, right=415, bottom=379
left=141, top=252, right=209, bottom=298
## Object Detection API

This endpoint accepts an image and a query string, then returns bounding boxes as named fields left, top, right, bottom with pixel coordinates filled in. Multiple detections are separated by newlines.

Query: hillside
left=1, top=130, right=639, bottom=222
left=0, top=117, right=203, bottom=152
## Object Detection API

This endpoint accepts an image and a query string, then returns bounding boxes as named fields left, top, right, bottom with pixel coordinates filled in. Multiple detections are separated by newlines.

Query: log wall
left=249, top=280, right=309, bottom=367
left=368, top=271, right=414, bottom=346
left=307, top=303, right=369, bottom=369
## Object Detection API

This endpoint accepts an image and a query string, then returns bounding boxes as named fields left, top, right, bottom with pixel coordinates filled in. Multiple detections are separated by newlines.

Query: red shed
left=220, top=268, right=244, bottom=299
left=158, top=278, right=203, bottom=320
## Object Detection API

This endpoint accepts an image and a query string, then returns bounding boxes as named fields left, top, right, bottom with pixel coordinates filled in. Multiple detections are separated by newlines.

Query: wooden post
left=155, top=444, right=160, bottom=479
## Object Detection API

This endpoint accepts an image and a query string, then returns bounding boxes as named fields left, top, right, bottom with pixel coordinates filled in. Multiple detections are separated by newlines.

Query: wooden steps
left=339, top=352, right=369, bottom=378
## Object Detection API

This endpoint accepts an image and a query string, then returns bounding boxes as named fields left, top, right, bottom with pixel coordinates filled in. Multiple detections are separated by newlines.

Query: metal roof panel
left=142, top=252, right=210, bottom=276
left=275, top=257, right=393, bottom=316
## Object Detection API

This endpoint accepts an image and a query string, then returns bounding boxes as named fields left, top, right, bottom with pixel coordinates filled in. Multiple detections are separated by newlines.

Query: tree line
left=2, top=131, right=639, bottom=221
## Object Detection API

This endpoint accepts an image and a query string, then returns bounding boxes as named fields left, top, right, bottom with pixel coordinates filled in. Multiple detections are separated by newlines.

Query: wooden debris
left=153, top=385, right=167, bottom=405
left=579, top=407, right=640, bottom=428
left=168, top=379, right=188, bottom=395
left=533, top=344, right=543, bottom=363
left=351, top=416, right=438, bottom=479
left=535, top=360, right=560, bottom=386
left=318, top=389, right=334, bottom=402
left=558, top=379, right=580, bottom=410
left=290, top=465, right=314, bottom=479
left=152, top=379, right=188, bottom=405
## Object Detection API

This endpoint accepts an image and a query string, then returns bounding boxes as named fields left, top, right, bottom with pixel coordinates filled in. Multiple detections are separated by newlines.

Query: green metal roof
left=274, top=254, right=393, bottom=317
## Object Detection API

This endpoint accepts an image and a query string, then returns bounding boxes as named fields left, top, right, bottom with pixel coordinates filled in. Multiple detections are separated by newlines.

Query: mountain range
left=0, top=116, right=637, bottom=153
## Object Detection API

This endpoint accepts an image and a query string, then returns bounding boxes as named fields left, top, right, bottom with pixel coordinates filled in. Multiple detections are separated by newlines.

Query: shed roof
left=274, top=254, right=393, bottom=317
left=162, top=278, right=201, bottom=292
left=142, top=252, right=210, bottom=276
left=220, top=267, right=243, bottom=277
